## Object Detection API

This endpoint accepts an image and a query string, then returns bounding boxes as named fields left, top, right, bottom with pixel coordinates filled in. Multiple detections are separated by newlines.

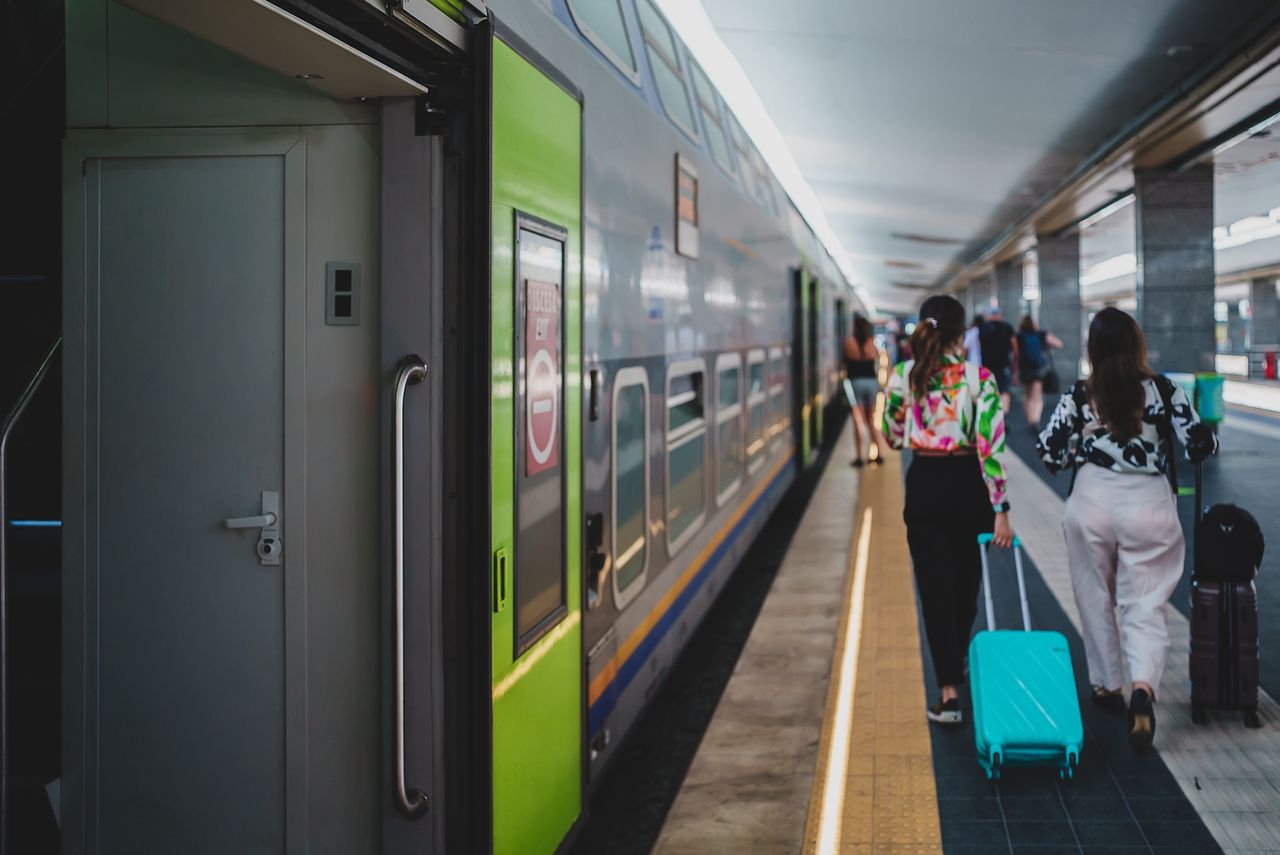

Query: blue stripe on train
left=588, top=462, right=792, bottom=738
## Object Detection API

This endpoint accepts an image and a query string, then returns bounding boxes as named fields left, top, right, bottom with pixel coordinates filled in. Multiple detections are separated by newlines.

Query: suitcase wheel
left=1244, top=708, right=1262, bottom=729
left=1059, top=751, right=1078, bottom=781
left=1192, top=706, right=1210, bottom=726
left=985, top=752, right=1003, bottom=782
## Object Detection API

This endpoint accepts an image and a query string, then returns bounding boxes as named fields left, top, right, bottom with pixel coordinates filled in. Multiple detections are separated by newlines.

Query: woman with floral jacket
left=883, top=295, right=1012, bottom=726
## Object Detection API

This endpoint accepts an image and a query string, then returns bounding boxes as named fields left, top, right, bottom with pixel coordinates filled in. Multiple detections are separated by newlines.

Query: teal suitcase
left=968, top=535, right=1083, bottom=781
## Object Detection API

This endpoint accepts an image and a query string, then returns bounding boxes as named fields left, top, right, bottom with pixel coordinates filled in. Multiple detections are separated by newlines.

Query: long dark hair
left=853, top=315, right=873, bottom=346
left=908, top=295, right=966, bottom=399
left=1085, top=307, right=1152, bottom=442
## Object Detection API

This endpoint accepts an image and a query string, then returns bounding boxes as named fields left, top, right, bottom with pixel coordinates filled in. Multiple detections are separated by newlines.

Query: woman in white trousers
left=1037, top=308, right=1218, bottom=750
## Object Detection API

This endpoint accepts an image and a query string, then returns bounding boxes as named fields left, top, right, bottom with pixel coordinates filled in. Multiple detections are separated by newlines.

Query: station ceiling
left=701, top=0, right=1277, bottom=313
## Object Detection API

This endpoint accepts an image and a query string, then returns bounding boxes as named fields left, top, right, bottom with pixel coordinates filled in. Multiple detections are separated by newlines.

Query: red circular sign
left=527, top=348, right=558, bottom=468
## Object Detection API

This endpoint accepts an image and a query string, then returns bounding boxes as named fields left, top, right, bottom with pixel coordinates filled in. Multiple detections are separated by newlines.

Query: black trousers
left=904, top=455, right=996, bottom=687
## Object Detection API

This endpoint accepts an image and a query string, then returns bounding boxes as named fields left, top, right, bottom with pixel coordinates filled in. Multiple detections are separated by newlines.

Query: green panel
left=799, top=265, right=811, bottom=464
left=812, top=274, right=824, bottom=447
left=428, top=0, right=468, bottom=23
left=490, top=39, right=583, bottom=855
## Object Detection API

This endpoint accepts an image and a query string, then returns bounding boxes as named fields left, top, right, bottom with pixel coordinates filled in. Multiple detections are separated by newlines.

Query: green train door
left=808, top=273, right=822, bottom=456
left=793, top=266, right=822, bottom=466
left=488, top=35, right=584, bottom=855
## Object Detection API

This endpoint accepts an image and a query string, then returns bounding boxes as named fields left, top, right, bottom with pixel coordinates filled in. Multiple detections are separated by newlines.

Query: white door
left=73, top=151, right=293, bottom=853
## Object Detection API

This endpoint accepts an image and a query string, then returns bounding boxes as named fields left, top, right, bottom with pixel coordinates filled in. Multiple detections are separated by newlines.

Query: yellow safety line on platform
left=803, top=454, right=942, bottom=854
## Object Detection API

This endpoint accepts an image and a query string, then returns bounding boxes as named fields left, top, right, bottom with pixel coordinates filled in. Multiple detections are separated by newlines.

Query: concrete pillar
left=1227, top=300, right=1248, bottom=353
left=1036, top=232, right=1083, bottom=384
left=955, top=285, right=972, bottom=319
left=1251, top=277, right=1280, bottom=346
left=995, top=261, right=1023, bottom=322
left=1135, top=165, right=1216, bottom=372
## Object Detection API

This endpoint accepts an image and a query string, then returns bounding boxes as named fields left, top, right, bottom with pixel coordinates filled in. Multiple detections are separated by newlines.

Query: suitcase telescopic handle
left=977, top=534, right=1032, bottom=633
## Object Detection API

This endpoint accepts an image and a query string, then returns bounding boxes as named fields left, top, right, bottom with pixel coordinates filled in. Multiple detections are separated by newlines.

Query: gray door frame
left=62, top=129, right=309, bottom=854
left=379, top=98, right=445, bottom=854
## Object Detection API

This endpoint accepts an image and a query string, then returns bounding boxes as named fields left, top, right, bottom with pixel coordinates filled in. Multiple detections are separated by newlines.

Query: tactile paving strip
left=803, top=454, right=944, bottom=854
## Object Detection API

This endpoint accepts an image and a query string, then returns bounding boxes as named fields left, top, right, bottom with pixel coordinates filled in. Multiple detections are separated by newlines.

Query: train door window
left=728, top=117, right=759, bottom=201
left=637, top=0, right=700, bottom=142
left=665, top=360, right=706, bottom=554
left=567, top=0, right=642, bottom=85
left=746, top=349, right=767, bottom=471
left=768, top=346, right=787, bottom=448
left=514, top=221, right=569, bottom=651
left=689, top=60, right=735, bottom=177
left=714, top=353, right=743, bottom=505
left=612, top=367, right=650, bottom=608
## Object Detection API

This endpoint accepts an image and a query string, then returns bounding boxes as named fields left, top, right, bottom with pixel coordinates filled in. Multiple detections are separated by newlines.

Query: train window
left=567, top=0, right=641, bottom=85
left=753, top=149, right=777, bottom=216
left=638, top=0, right=700, bottom=142
left=689, top=61, right=735, bottom=177
left=665, top=360, right=706, bottom=554
left=729, top=116, right=759, bottom=201
left=715, top=353, right=743, bottom=505
left=768, top=346, right=788, bottom=448
left=612, top=367, right=650, bottom=608
left=746, top=350, right=767, bottom=471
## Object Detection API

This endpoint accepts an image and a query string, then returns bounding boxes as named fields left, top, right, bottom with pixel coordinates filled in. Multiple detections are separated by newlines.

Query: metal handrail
left=0, top=335, right=61, bottom=855
left=392, top=354, right=429, bottom=819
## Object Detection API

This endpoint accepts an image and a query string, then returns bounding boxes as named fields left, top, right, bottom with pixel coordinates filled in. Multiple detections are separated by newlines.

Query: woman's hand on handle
left=993, top=513, right=1014, bottom=549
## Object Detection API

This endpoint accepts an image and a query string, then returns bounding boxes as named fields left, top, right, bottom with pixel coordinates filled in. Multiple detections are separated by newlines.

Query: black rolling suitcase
left=1188, top=462, right=1266, bottom=728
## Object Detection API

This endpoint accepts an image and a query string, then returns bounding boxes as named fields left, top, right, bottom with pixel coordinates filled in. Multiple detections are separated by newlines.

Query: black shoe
left=1128, top=688, right=1156, bottom=751
left=1091, top=686, right=1125, bottom=714
left=927, top=698, right=962, bottom=725
left=851, top=458, right=864, bottom=468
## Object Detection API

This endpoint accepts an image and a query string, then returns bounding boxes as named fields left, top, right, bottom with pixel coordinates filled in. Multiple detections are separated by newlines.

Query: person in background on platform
left=1036, top=307, right=1218, bottom=751
left=894, top=326, right=912, bottom=364
left=964, top=314, right=984, bottom=365
left=979, top=308, right=1019, bottom=413
left=844, top=315, right=886, bottom=468
left=883, top=295, right=1012, bottom=726
left=1016, top=315, right=1064, bottom=430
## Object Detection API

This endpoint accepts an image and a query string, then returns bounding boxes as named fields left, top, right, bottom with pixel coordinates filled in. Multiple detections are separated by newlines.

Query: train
left=21, top=0, right=868, bottom=853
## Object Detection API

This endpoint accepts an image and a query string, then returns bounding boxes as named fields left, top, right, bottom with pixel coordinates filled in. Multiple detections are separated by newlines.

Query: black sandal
left=851, top=458, right=864, bottom=468
left=1128, top=688, right=1156, bottom=751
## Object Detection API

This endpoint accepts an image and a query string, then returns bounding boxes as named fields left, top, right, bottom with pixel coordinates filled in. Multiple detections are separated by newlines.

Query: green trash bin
left=1166, top=372, right=1197, bottom=406
left=1195, top=372, right=1225, bottom=423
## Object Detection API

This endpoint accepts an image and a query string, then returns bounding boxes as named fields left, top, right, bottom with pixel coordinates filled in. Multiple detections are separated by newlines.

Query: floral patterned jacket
left=882, top=354, right=1009, bottom=511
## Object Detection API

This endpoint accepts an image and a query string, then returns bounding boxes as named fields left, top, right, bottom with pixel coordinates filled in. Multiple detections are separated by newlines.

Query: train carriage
left=24, top=0, right=869, bottom=853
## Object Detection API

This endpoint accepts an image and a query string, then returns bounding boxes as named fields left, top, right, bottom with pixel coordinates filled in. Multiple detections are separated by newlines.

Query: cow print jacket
left=1036, top=375, right=1219, bottom=476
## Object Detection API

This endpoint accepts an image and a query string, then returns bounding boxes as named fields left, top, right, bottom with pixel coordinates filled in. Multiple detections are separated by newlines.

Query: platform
left=655, top=417, right=1280, bottom=854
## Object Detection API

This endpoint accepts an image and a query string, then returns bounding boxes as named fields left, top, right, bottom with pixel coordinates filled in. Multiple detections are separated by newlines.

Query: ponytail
left=906, top=295, right=967, bottom=399
left=909, top=319, right=945, bottom=400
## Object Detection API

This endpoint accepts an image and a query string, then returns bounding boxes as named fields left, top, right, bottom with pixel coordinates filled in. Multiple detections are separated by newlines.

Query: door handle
left=224, top=513, right=277, bottom=529
left=224, top=491, right=281, bottom=566
left=392, top=354, right=429, bottom=819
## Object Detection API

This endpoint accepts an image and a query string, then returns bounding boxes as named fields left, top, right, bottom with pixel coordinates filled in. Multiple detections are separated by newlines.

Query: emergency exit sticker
left=525, top=278, right=560, bottom=476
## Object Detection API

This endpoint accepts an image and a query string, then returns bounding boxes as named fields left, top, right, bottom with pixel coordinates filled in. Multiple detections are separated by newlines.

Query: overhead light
left=1211, top=111, right=1280, bottom=160
left=1078, top=194, right=1134, bottom=231
left=1166, top=45, right=1194, bottom=57
left=295, top=73, right=324, bottom=81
